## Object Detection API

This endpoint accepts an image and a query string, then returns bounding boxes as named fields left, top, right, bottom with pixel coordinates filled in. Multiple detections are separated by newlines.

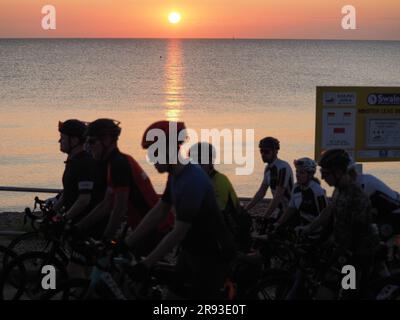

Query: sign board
left=315, top=87, right=400, bottom=162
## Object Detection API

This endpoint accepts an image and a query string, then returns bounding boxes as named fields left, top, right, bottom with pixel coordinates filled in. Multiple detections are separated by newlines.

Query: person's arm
left=265, top=165, right=293, bottom=218
left=76, top=192, right=113, bottom=230
left=142, top=221, right=190, bottom=267
left=303, top=203, right=333, bottom=234
left=276, top=206, right=297, bottom=227
left=140, top=174, right=202, bottom=267
left=315, top=189, right=328, bottom=214
left=103, top=191, right=129, bottom=239
left=245, top=184, right=268, bottom=211
left=53, top=193, right=64, bottom=212
left=64, top=194, right=91, bottom=220
left=125, top=200, right=171, bottom=248
left=96, top=155, right=133, bottom=239
left=264, top=186, right=285, bottom=218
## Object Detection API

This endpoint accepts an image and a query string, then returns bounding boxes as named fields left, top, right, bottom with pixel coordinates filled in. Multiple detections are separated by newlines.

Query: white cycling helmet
left=294, top=157, right=317, bottom=174
left=347, top=157, right=363, bottom=175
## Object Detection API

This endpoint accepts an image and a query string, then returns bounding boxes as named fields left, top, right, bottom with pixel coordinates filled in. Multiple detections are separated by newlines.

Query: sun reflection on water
left=164, top=40, right=184, bottom=121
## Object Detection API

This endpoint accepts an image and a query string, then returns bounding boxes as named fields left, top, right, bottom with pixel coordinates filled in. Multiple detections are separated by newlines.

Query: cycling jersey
left=356, top=174, right=400, bottom=215
left=161, top=163, right=235, bottom=299
left=262, top=158, right=294, bottom=213
left=62, top=151, right=105, bottom=216
left=209, top=169, right=239, bottom=211
left=161, top=163, right=234, bottom=257
left=106, top=148, right=174, bottom=232
left=331, top=182, right=380, bottom=255
left=288, top=180, right=328, bottom=225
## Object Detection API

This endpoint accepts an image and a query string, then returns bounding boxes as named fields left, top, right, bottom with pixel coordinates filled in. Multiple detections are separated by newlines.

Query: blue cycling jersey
left=161, top=163, right=225, bottom=256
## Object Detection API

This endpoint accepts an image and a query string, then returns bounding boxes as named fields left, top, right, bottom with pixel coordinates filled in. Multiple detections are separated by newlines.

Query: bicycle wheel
left=0, top=251, right=68, bottom=300
left=0, top=246, right=26, bottom=300
left=0, top=245, right=26, bottom=301
left=0, top=245, right=18, bottom=270
left=244, top=271, right=291, bottom=300
left=4, top=231, right=49, bottom=266
left=40, top=278, right=91, bottom=300
left=373, top=274, right=400, bottom=300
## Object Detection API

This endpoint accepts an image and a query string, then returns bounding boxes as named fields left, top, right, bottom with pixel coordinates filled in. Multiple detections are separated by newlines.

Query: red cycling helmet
left=141, top=120, right=186, bottom=149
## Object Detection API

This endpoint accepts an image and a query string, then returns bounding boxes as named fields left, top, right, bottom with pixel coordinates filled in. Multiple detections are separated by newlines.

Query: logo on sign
left=368, top=94, right=378, bottom=105
left=368, top=94, right=400, bottom=106
left=324, top=93, right=336, bottom=104
left=323, top=92, right=357, bottom=106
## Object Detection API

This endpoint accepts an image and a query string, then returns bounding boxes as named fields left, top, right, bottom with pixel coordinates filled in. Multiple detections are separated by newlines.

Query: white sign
left=366, top=119, right=400, bottom=148
left=323, top=92, right=357, bottom=106
left=322, top=108, right=356, bottom=149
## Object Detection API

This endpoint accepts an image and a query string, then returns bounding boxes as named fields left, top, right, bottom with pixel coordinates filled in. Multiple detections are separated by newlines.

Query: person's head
left=318, top=149, right=351, bottom=187
left=259, top=137, right=280, bottom=164
left=85, top=118, right=121, bottom=160
left=188, top=142, right=217, bottom=174
left=141, top=120, right=186, bottom=173
left=58, top=120, right=87, bottom=154
left=293, top=157, right=317, bottom=186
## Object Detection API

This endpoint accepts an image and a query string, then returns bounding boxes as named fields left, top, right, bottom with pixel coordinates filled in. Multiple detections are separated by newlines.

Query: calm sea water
left=1, top=39, right=400, bottom=211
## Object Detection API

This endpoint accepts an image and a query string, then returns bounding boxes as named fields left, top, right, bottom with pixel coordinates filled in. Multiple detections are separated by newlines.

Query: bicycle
left=2, top=197, right=59, bottom=267
left=0, top=218, right=78, bottom=300
left=40, top=238, right=175, bottom=300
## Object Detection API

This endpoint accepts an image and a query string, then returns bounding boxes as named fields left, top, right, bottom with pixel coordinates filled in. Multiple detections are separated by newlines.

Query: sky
left=0, top=0, right=399, bottom=40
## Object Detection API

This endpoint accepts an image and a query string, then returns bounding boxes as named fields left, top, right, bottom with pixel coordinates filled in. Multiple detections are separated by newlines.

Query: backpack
left=223, top=194, right=253, bottom=252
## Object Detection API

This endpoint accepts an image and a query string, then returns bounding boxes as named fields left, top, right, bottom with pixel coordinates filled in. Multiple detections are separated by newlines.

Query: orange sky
left=0, top=0, right=399, bottom=39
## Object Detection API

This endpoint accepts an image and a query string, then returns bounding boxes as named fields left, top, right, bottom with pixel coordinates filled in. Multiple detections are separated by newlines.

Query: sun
left=168, top=12, right=181, bottom=24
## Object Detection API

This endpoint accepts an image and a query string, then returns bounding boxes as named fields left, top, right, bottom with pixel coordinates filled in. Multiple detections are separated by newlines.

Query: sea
left=1, top=39, right=399, bottom=211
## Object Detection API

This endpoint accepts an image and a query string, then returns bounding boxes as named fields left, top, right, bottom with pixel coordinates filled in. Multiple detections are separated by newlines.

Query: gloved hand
left=45, top=196, right=57, bottom=208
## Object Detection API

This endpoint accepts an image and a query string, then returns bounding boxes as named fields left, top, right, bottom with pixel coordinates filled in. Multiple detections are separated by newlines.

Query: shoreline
left=0, top=199, right=269, bottom=232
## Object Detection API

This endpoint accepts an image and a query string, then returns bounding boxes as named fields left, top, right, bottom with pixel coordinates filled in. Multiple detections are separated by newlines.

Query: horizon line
left=1, top=36, right=399, bottom=42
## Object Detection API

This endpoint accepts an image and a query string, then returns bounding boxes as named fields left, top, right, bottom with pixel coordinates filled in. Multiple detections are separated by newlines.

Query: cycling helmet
left=294, top=157, right=317, bottom=174
left=58, top=120, right=87, bottom=142
left=141, top=120, right=186, bottom=149
left=318, top=149, right=351, bottom=171
left=259, top=137, right=280, bottom=150
left=85, top=119, right=121, bottom=139
left=188, top=142, right=217, bottom=164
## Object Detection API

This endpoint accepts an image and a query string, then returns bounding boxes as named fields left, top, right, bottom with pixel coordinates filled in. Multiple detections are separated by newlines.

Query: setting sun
left=168, top=12, right=181, bottom=24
